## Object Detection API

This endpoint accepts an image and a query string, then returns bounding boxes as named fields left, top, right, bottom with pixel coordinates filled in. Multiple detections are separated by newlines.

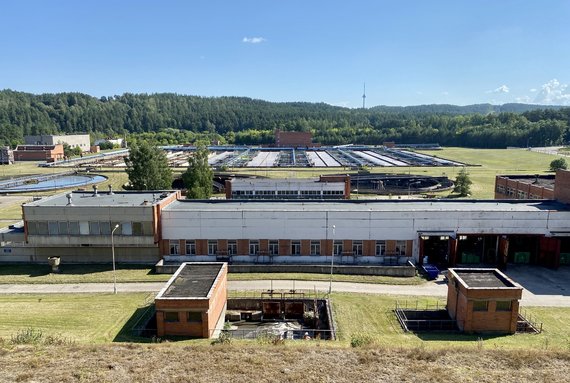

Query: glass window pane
left=79, top=221, right=89, bottom=235
left=68, top=221, right=79, bottom=235
left=58, top=222, right=68, bottom=235
left=132, top=222, right=143, bottom=236
left=122, top=222, right=132, bottom=235
left=89, top=221, right=100, bottom=235
left=142, top=222, right=153, bottom=236
left=100, top=221, right=111, bottom=235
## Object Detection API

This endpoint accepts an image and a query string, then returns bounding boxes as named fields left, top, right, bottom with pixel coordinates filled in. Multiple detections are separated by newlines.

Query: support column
left=449, top=238, right=458, bottom=267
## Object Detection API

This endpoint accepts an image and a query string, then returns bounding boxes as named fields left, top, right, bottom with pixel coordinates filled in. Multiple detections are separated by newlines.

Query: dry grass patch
left=0, top=343, right=569, bottom=383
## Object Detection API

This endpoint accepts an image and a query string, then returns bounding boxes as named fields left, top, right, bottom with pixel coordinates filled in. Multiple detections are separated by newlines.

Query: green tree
left=550, top=158, right=568, bottom=172
left=182, top=146, right=213, bottom=199
left=125, top=141, right=172, bottom=190
left=453, top=167, right=472, bottom=197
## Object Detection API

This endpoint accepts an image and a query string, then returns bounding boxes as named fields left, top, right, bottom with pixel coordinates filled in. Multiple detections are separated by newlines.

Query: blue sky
left=1, top=1, right=569, bottom=107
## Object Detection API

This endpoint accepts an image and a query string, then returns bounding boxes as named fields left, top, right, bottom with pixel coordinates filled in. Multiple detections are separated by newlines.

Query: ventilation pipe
left=66, top=193, right=73, bottom=206
left=93, top=185, right=98, bottom=197
left=108, top=184, right=113, bottom=195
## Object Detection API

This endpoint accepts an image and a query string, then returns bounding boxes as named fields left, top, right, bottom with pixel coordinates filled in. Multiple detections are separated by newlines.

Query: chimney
left=93, top=185, right=98, bottom=197
left=108, top=184, right=113, bottom=195
left=66, top=193, right=73, bottom=206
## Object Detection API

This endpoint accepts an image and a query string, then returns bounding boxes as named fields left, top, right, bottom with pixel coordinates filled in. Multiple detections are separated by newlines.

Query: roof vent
left=93, top=185, right=98, bottom=197
left=108, top=184, right=113, bottom=195
left=66, top=193, right=73, bottom=206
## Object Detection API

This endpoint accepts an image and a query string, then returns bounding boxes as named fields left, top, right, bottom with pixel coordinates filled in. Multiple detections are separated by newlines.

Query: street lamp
left=111, top=224, right=120, bottom=294
left=329, top=224, right=336, bottom=295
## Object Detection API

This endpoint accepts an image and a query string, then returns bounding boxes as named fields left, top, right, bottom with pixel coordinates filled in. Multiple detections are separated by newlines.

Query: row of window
left=27, top=221, right=153, bottom=236
left=232, top=190, right=344, bottom=196
left=169, top=239, right=407, bottom=256
left=497, top=185, right=542, bottom=200
left=473, top=300, right=512, bottom=312
left=163, top=311, right=202, bottom=323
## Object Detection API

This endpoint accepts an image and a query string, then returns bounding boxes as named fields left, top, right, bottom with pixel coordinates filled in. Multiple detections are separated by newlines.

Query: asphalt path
left=1, top=278, right=569, bottom=307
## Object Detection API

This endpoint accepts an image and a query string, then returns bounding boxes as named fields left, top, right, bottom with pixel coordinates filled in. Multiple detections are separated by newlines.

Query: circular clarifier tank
left=0, top=173, right=108, bottom=193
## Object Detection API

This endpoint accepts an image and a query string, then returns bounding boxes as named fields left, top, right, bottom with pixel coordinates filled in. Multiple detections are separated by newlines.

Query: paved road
left=1, top=278, right=570, bottom=307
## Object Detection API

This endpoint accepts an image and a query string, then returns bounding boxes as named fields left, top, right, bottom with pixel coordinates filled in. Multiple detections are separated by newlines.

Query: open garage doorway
left=420, top=235, right=451, bottom=268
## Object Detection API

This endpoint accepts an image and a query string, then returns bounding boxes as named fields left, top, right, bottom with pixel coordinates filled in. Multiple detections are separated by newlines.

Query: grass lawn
left=0, top=293, right=152, bottom=343
left=332, top=292, right=570, bottom=350
left=0, top=292, right=568, bottom=350
left=0, top=264, right=422, bottom=285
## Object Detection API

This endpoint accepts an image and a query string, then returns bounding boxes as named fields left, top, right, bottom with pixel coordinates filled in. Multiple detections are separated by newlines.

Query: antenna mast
left=362, top=83, right=366, bottom=109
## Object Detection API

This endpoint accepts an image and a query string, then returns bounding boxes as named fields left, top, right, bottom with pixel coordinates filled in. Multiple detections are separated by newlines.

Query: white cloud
left=529, top=88, right=537, bottom=92
left=515, top=96, right=532, bottom=103
left=533, top=79, right=570, bottom=105
left=242, top=37, right=267, bottom=44
left=486, top=85, right=510, bottom=94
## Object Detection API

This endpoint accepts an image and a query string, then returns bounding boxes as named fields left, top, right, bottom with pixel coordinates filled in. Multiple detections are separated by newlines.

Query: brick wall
left=554, top=169, right=570, bottom=204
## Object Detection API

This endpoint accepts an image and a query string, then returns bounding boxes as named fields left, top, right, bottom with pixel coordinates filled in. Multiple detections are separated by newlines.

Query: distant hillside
left=0, top=89, right=568, bottom=148
left=369, top=103, right=564, bottom=115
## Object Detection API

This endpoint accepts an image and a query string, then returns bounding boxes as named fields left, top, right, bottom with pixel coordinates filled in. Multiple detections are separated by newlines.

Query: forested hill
left=0, top=89, right=568, bottom=148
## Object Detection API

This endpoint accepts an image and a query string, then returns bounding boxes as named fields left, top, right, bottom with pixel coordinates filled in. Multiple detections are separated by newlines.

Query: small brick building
left=447, top=268, right=523, bottom=333
left=155, top=262, right=228, bottom=338
left=275, top=130, right=313, bottom=148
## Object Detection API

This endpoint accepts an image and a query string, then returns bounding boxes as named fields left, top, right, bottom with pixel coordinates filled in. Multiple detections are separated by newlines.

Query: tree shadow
left=113, top=304, right=157, bottom=343
left=0, top=263, right=157, bottom=278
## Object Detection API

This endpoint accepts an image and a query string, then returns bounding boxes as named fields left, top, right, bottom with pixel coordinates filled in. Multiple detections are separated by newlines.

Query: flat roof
left=450, top=268, right=520, bottom=289
left=157, top=263, right=226, bottom=299
left=24, top=190, right=177, bottom=207
left=163, top=199, right=570, bottom=213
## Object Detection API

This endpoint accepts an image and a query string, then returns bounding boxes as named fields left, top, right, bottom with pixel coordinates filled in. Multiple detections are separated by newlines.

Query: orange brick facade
left=494, top=175, right=554, bottom=200
left=554, top=169, right=570, bottom=204
left=155, top=264, right=227, bottom=338
left=275, top=130, right=313, bottom=147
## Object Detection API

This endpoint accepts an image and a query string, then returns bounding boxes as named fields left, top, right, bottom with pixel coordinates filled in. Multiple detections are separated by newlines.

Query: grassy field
left=332, top=293, right=570, bottom=350
left=0, top=264, right=422, bottom=285
left=0, top=292, right=568, bottom=351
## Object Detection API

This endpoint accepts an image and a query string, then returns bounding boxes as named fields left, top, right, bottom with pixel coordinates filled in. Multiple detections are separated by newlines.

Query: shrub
left=350, top=333, right=375, bottom=348
left=550, top=158, right=567, bottom=172
left=10, top=328, right=74, bottom=346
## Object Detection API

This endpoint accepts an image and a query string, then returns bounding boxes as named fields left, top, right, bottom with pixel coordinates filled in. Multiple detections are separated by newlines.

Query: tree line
left=0, top=89, right=569, bottom=148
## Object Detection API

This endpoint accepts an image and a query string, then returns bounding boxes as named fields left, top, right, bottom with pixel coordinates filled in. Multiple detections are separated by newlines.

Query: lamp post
left=329, top=224, right=336, bottom=295
left=111, top=224, right=120, bottom=294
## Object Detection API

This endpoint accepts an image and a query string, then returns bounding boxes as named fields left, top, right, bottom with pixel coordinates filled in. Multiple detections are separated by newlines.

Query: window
left=79, top=221, right=89, bottom=235
left=100, top=221, right=111, bottom=235
left=68, top=221, right=80, bottom=235
left=473, top=301, right=488, bottom=312
left=185, top=240, right=196, bottom=255
left=208, top=240, right=218, bottom=255
left=227, top=240, right=237, bottom=256
left=132, top=222, right=143, bottom=236
left=37, top=221, right=49, bottom=235
left=142, top=221, right=153, bottom=236
left=164, top=312, right=179, bottom=322
left=48, top=221, right=59, bottom=235
left=249, top=240, right=259, bottom=255
left=269, top=240, right=279, bottom=256
left=496, top=301, right=512, bottom=311
left=169, top=240, right=180, bottom=255
left=58, top=221, right=68, bottom=235
left=27, top=221, right=37, bottom=235
left=333, top=240, right=343, bottom=256
left=291, top=240, right=301, bottom=255
left=375, top=241, right=386, bottom=256
left=121, top=222, right=132, bottom=236
left=352, top=240, right=363, bottom=256
left=395, top=241, right=407, bottom=256
left=187, top=312, right=202, bottom=323
left=310, top=240, right=321, bottom=255
left=89, top=221, right=100, bottom=235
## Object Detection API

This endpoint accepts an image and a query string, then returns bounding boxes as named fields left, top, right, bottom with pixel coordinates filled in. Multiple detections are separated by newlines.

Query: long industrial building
left=2, top=175, right=570, bottom=269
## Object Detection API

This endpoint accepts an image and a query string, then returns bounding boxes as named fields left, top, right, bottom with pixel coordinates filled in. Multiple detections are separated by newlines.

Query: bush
left=10, top=328, right=74, bottom=346
left=550, top=158, right=568, bottom=172
left=350, top=332, right=375, bottom=348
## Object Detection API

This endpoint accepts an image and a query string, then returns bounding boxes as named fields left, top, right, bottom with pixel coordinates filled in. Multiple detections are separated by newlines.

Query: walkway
left=1, top=278, right=569, bottom=307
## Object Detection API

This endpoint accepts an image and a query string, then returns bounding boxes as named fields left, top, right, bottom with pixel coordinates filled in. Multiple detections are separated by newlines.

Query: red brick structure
left=494, top=174, right=555, bottom=200
left=275, top=130, right=313, bottom=148
left=155, top=262, right=227, bottom=338
left=554, top=169, right=570, bottom=204
left=13, top=144, right=65, bottom=162
left=447, top=268, right=522, bottom=334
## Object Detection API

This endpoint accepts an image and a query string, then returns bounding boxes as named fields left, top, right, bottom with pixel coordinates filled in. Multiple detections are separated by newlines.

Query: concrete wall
left=25, top=134, right=91, bottom=152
